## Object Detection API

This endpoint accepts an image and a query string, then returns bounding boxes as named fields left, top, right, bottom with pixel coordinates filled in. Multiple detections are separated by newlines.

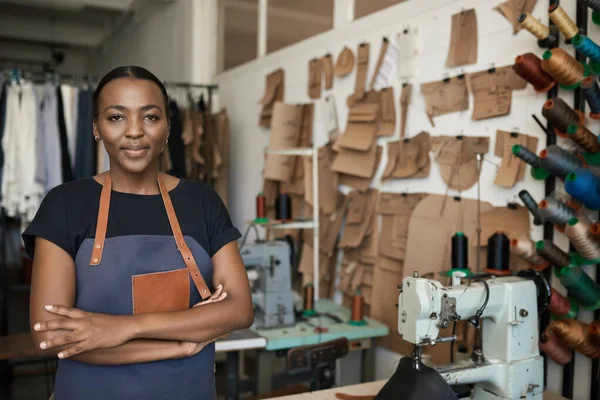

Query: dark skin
left=29, top=77, right=254, bottom=364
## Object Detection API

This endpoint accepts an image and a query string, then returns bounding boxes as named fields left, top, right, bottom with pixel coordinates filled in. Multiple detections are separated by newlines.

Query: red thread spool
left=539, top=331, right=573, bottom=365
left=255, top=192, right=267, bottom=222
left=548, top=288, right=578, bottom=319
left=349, top=292, right=366, bottom=326
left=514, top=53, right=556, bottom=93
left=589, top=322, right=600, bottom=346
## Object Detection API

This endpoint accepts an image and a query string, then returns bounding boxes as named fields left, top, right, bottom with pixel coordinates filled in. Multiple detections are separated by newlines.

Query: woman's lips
left=121, top=146, right=150, bottom=158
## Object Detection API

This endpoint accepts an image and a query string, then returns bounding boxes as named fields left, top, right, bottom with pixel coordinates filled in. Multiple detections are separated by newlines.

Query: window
left=267, top=0, right=333, bottom=54
left=219, top=0, right=258, bottom=72
left=355, top=0, right=405, bottom=19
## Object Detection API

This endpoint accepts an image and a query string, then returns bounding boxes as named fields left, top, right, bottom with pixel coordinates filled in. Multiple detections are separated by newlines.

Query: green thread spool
left=559, top=266, right=600, bottom=310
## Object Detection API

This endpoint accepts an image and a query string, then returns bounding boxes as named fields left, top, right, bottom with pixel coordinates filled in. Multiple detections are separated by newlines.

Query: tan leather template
left=308, top=58, right=322, bottom=100
left=495, top=130, right=538, bottom=181
left=420, top=77, right=469, bottom=125
left=132, top=269, right=190, bottom=314
left=336, top=103, right=379, bottom=151
left=494, top=131, right=530, bottom=188
left=264, top=102, right=303, bottom=182
left=339, top=189, right=378, bottom=248
left=303, top=145, right=338, bottom=214
left=467, top=66, right=527, bottom=120
left=338, top=146, right=382, bottom=192
left=347, top=43, right=370, bottom=107
left=495, top=0, right=537, bottom=34
left=331, top=141, right=379, bottom=178
left=347, top=191, right=368, bottom=224
left=369, top=38, right=390, bottom=90
left=334, top=46, right=355, bottom=77
left=321, top=54, right=333, bottom=89
left=378, top=87, right=396, bottom=137
left=383, top=131, right=431, bottom=180
left=431, top=136, right=489, bottom=191
left=399, top=83, right=412, bottom=142
left=259, top=69, right=284, bottom=128
left=91, top=173, right=212, bottom=300
left=446, top=9, right=478, bottom=67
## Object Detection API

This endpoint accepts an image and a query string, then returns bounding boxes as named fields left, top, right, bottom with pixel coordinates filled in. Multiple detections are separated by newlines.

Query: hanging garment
left=22, top=173, right=242, bottom=400
left=57, top=86, right=74, bottom=183
left=61, top=84, right=78, bottom=170
left=168, top=100, right=186, bottom=178
left=75, top=89, right=96, bottom=179
left=37, top=84, right=63, bottom=193
left=0, top=82, right=7, bottom=194
left=1, top=81, right=43, bottom=221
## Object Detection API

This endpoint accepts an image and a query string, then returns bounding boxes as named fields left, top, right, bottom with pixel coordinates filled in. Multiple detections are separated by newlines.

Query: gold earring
left=95, top=136, right=102, bottom=142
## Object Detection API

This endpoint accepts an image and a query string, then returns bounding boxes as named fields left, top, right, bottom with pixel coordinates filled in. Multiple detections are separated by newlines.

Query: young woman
left=22, top=66, right=253, bottom=399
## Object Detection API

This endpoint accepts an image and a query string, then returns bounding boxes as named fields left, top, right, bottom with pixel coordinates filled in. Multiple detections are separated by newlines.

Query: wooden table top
left=0, top=333, right=38, bottom=360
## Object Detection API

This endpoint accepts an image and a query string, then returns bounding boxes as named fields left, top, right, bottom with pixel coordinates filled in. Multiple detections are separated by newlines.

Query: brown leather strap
left=89, top=174, right=112, bottom=266
left=89, top=173, right=212, bottom=300
left=157, top=174, right=211, bottom=299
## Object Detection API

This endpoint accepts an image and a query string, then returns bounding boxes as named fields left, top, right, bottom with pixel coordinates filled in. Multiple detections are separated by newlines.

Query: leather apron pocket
left=132, top=268, right=190, bottom=314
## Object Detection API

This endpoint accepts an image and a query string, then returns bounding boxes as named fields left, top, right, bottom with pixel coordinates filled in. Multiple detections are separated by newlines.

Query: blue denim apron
left=53, top=174, right=216, bottom=400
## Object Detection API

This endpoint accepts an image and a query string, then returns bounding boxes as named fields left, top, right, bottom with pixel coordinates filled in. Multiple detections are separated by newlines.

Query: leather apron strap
left=89, top=173, right=212, bottom=299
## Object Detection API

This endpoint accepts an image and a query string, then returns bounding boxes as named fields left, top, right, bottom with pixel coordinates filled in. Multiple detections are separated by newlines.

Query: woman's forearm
left=131, top=297, right=253, bottom=343
left=70, top=339, right=186, bottom=365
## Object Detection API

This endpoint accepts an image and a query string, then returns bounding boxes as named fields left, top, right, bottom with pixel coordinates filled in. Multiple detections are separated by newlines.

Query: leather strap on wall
left=89, top=173, right=212, bottom=299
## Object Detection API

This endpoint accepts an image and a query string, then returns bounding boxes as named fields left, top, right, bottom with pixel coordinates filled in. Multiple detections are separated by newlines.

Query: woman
left=22, top=66, right=254, bottom=399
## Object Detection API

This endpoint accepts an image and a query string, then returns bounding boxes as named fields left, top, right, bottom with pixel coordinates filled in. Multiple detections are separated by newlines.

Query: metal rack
left=263, top=147, right=320, bottom=300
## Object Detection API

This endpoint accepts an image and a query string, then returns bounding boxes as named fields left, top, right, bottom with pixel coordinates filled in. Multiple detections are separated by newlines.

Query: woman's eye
left=108, top=115, right=124, bottom=122
left=145, top=114, right=160, bottom=121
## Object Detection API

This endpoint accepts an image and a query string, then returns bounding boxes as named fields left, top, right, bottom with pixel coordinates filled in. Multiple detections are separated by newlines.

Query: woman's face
left=93, top=78, right=168, bottom=174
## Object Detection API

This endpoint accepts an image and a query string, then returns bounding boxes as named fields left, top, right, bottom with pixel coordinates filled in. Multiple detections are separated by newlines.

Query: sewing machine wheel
left=517, top=268, right=552, bottom=313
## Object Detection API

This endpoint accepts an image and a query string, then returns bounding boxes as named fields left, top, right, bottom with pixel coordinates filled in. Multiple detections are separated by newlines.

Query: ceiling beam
left=225, top=0, right=332, bottom=27
left=0, top=0, right=133, bottom=11
left=0, top=12, right=106, bottom=47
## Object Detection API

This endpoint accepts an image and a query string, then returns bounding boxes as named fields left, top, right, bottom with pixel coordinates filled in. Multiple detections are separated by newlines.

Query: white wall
left=215, top=0, right=597, bottom=398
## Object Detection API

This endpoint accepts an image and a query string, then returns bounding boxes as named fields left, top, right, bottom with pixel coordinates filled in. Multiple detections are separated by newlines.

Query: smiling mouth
left=121, top=145, right=150, bottom=158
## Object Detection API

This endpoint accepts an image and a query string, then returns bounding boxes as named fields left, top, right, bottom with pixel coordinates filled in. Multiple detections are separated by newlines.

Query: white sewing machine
left=398, top=272, right=544, bottom=400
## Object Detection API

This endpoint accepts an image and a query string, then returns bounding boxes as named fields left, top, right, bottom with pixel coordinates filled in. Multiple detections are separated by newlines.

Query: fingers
left=192, top=285, right=227, bottom=308
left=57, top=342, right=87, bottom=359
left=39, top=331, right=84, bottom=351
left=34, top=318, right=81, bottom=332
left=44, top=305, right=85, bottom=318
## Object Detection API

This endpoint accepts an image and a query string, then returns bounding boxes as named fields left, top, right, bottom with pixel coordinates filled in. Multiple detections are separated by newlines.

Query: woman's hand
left=33, top=306, right=135, bottom=359
left=180, top=284, right=227, bottom=357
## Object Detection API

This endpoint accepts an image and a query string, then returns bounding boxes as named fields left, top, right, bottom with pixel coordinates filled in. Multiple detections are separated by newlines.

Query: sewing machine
left=241, top=241, right=296, bottom=329
left=397, top=272, right=546, bottom=400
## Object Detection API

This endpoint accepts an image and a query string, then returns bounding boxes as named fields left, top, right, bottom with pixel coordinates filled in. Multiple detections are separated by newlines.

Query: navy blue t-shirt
left=22, top=177, right=241, bottom=400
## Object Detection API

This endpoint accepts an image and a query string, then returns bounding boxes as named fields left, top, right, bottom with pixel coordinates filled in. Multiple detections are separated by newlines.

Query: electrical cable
left=239, top=222, right=262, bottom=252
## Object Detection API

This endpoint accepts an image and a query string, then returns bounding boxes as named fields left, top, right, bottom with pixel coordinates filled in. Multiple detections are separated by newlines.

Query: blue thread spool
left=565, top=169, right=600, bottom=210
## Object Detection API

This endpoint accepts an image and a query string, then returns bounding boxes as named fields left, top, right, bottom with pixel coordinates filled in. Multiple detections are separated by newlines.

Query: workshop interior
left=3, top=0, right=600, bottom=399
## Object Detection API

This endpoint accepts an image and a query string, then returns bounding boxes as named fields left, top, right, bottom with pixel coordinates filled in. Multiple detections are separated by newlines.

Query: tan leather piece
left=378, top=87, right=395, bottom=137
left=259, top=69, right=284, bottom=128
left=347, top=43, right=370, bottom=107
left=446, top=9, right=478, bottom=67
left=467, top=66, right=527, bottom=121
left=90, top=173, right=211, bottom=300
left=334, top=46, right=355, bottom=77
left=399, top=84, right=412, bottom=142
left=420, top=77, right=469, bottom=125
left=369, top=38, right=390, bottom=90
left=382, top=131, right=431, bottom=180
left=321, top=54, right=333, bottom=89
left=308, top=58, right=322, bottom=100
left=132, top=268, right=190, bottom=314
left=495, top=0, right=537, bottom=34
left=432, top=136, right=489, bottom=191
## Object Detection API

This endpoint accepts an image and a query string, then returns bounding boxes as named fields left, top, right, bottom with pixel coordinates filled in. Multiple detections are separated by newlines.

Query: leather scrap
left=383, top=131, right=431, bottom=180
left=467, top=66, right=527, bottom=121
left=308, top=58, right=322, bottom=100
left=338, top=146, right=382, bottom=192
left=369, top=37, right=390, bottom=90
left=339, top=189, right=378, bottom=248
left=321, top=53, right=333, bottom=89
left=420, top=76, right=468, bottom=126
left=399, top=83, right=412, bottom=141
left=303, top=145, right=338, bottom=214
left=336, top=103, right=379, bottom=151
left=347, top=42, right=370, bottom=107
left=378, top=87, right=395, bottom=137
left=259, top=69, right=284, bottom=128
left=494, top=131, right=529, bottom=188
left=495, top=130, right=538, bottom=181
left=446, top=9, right=478, bottom=67
left=263, top=103, right=303, bottom=182
left=334, top=46, right=355, bottom=78
left=495, top=0, right=537, bottom=34
left=331, top=141, right=379, bottom=178
left=431, top=136, right=489, bottom=191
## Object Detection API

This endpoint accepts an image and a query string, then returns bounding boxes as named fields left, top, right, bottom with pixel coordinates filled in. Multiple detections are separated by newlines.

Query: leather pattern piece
left=446, top=9, right=477, bottom=67
left=132, top=268, right=190, bottom=314
left=420, top=77, right=468, bottom=125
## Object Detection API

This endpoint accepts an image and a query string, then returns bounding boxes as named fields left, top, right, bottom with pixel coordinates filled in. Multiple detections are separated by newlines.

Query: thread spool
left=254, top=192, right=268, bottom=223
left=349, top=291, right=367, bottom=326
left=589, top=222, right=600, bottom=242
left=566, top=124, right=600, bottom=154
left=572, top=34, right=600, bottom=65
left=541, top=48, right=588, bottom=90
left=513, top=53, right=556, bottom=93
left=548, top=4, right=579, bottom=42
left=275, top=192, right=292, bottom=221
left=518, top=12, right=557, bottom=47
left=559, top=266, right=600, bottom=310
left=550, top=319, right=600, bottom=358
left=565, top=169, right=600, bottom=210
left=549, top=288, right=580, bottom=319
left=485, top=232, right=511, bottom=275
left=566, top=217, right=600, bottom=260
left=539, top=145, right=583, bottom=180
left=451, top=232, right=469, bottom=271
left=539, top=331, right=574, bottom=365
left=518, top=190, right=544, bottom=226
left=512, top=145, right=541, bottom=168
left=538, top=197, right=575, bottom=227
left=581, top=77, right=600, bottom=120
left=578, top=0, right=600, bottom=13
left=510, top=238, right=548, bottom=270
left=542, top=98, right=585, bottom=138
left=536, top=240, right=572, bottom=268
left=303, top=283, right=316, bottom=316
left=589, top=321, right=600, bottom=345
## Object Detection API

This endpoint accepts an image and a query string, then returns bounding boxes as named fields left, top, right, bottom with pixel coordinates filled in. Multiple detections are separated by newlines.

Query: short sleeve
left=22, top=186, right=73, bottom=260
left=207, top=189, right=241, bottom=257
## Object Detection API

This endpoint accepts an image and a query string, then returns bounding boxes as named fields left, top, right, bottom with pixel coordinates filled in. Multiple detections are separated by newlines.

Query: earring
left=166, top=137, right=169, bottom=144
left=95, top=136, right=102, bottom=142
